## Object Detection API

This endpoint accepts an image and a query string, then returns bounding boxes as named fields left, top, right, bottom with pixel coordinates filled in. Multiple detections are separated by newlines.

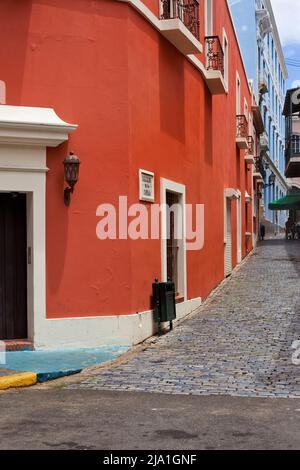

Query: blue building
left=229, top=0, right=289, bottom=232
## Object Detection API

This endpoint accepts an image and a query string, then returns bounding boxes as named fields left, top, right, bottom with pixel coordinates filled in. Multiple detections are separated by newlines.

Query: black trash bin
left=152, top=279, right=176, bottom=334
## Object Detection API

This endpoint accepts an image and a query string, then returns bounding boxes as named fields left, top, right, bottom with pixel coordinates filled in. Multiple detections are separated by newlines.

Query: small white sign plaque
left=139, top=169, right=155, bottom=203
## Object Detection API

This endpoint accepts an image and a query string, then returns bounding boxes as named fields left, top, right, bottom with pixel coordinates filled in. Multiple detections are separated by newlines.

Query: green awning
left=269, top=194, right=300, bottom=211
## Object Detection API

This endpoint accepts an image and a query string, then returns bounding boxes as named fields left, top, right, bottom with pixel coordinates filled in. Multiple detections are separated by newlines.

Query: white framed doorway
left=161, top=178, right=187, bottom=301
left=224, top=197, right=232, bottom=276
left=224, top=189, right=239, bottom=277
left=237, top=190, right=242, bottom=263
left=0, top=105, right=76, bottom=342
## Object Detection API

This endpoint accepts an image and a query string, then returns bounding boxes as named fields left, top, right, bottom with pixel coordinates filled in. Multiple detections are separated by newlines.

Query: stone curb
left=0, top=372, right=37, bottom=390
left=0, top=369, right=82, bottom=390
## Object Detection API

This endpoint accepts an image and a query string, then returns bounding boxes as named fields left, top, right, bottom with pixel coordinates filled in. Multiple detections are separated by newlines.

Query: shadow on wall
left=159, top=37, right=185, bottom=143
left=46, top=142, right=70, bottom=295
left=203, top=91, right=213, bottom=166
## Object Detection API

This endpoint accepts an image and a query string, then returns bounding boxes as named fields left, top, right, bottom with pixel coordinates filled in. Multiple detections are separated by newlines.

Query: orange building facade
left=0, top=0, right=263, bottom=349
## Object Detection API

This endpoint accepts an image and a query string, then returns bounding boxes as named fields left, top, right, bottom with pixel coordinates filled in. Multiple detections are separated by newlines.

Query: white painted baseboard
left=34, top=297, right=202, bottom=350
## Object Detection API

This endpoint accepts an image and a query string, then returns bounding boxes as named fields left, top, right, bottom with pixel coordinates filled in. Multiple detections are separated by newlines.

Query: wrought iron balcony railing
left=258, top=69, right=268, bottom=95
left=205, top=36, right=224, bottom=76
left=160, top=0, right=200, bottom=40
left=259, top=132, right=269, bottom=151
left=285, top=134, right=300, bottom=166
left=236, top=115, right=248, bottom=139
left=247, top=135, right=255, bottom=155
left=254, top=156, right=266, bottom=179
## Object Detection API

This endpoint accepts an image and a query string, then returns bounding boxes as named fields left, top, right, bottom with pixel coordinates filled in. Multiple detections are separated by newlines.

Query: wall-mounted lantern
left=269, top=173, right=276, bottom=186
left=264, top=173, right=276, bottom=188
left=63, top=152, right=80, bottom=206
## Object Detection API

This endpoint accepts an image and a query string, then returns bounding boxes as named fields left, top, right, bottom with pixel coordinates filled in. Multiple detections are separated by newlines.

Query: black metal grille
left=285, top=134, right=300, bottom=168
left=254, top=156, right=266, bottom=179
left=205, top=36, right=224, bottom=76
left=236, top=115, right=248, bottom=139
left=247, top=135, right=254, bottom=155
left=160, top=0, right=200, bottom=40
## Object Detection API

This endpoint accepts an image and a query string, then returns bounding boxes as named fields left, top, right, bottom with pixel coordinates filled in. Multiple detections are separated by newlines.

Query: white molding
left=222, top=27, right=229, bottom=92
left=160, top=18, right=202, bottom=55
left=264, top=0, right=288, bottom=79
left=205, top=0, right=214, bottom=37
left=0, top=165, right=49, bottom=173
left=0, top=106, right=77, bottom=345
left=0, top=147, right=46, bottom=344
left=118, top=0, right=228, bottom=95
left=34, top=297, right=202, bottom=349
left=244, top=97, right=249, bottom=121
left=118, top=0, right=202, bottom=52
left=0, top=105, right=77, bottom=147
left=236, top=71, right=241, bottom=115
left=160, top=178, right=187, bottom=301
left=236, top=189, right=242, bottom=264
left=225, top=188, right=239, bottom=200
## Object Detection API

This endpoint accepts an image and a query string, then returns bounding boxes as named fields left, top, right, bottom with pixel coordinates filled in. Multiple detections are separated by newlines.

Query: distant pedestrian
left=296, top=223, right=300, bottom=240
left=286, top=218, right=295, bottom=240
left=260, top=224, right=266, bottom=241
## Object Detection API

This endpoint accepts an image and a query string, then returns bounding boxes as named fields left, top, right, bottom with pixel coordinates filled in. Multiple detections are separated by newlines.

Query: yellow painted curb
left=0, top=372, right=37, bottom=390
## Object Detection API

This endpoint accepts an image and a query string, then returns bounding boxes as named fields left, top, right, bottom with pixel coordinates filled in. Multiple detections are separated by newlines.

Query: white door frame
left=0, top=105, right=77, bottom=341
left=224, top=189, right=239, bottom=276
left=237, top=190, right=242, bottom=263
left=160, top=178, right=187, bottom=301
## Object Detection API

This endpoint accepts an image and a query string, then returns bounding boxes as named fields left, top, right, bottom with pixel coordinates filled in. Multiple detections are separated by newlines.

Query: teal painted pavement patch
left=3, top=346, right=129, bottom=374
left=37, top=370, right=82, bottom=383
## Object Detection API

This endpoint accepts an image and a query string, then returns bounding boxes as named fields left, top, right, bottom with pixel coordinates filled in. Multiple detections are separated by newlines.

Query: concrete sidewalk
left=0, top=346, right=128, bottom=390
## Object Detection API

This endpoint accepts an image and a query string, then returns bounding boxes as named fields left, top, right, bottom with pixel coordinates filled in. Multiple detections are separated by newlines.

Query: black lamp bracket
left=64, top=186, right=74, bottom=206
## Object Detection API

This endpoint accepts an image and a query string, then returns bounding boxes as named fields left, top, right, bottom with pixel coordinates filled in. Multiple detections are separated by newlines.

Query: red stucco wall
left=0, top=0, right=253, bottom=319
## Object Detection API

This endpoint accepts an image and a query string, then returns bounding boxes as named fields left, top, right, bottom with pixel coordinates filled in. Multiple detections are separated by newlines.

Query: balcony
left=253, top=156, right=265, bottom=182
left=258, top=70, right=268, bottom=96
left=260, top=132, right=269, bottom=152
left=285, top=135, right=300, bottom=177
left=160, top=0, right=202, bottom=55
left=204, top=36, right=226, bottom=95
left=236, top=115, right=248, bottom=149
left=245, top=135, right=255, bottom=163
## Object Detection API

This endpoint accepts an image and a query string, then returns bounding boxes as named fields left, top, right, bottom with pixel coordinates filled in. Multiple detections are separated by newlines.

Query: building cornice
left=264, top=0, right=288, bottom=79
left=0, top=105, right=77, bottom=147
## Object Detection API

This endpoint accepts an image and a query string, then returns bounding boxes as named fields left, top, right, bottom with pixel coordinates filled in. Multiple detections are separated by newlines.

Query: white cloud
left=292, top=80, right=300, bottom=88
left=271, top=0, right=300, bottom=46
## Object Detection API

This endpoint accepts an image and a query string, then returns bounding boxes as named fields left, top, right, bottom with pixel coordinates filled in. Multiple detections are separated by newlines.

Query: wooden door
left=0, top=193, right=27, bottom=339
left=166, top=191, right=179, bottom=295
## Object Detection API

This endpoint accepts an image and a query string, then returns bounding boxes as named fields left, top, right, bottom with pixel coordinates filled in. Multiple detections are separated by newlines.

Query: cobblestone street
left=69, top=238, right=300, bottom=398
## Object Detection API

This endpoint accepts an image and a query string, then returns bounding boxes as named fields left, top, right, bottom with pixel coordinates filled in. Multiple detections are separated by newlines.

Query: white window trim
left=205, top=0, right=213, bottom=37
left=160, top=178, right=187, bottom=301
left=236, top=71, right=241, bottom=115
left=244, top=98, right=249, bottom=122
left=222, top=28, right=229, bottom=92
left=236, top=189, right=242, bottom=263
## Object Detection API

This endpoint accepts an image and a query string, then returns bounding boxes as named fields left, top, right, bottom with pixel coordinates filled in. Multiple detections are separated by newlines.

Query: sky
left=271, top=0, right=300, bottom=88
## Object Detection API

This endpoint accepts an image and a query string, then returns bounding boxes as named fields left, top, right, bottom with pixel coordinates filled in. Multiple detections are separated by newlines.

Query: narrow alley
left=69, top=238, right=300, bottom=398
